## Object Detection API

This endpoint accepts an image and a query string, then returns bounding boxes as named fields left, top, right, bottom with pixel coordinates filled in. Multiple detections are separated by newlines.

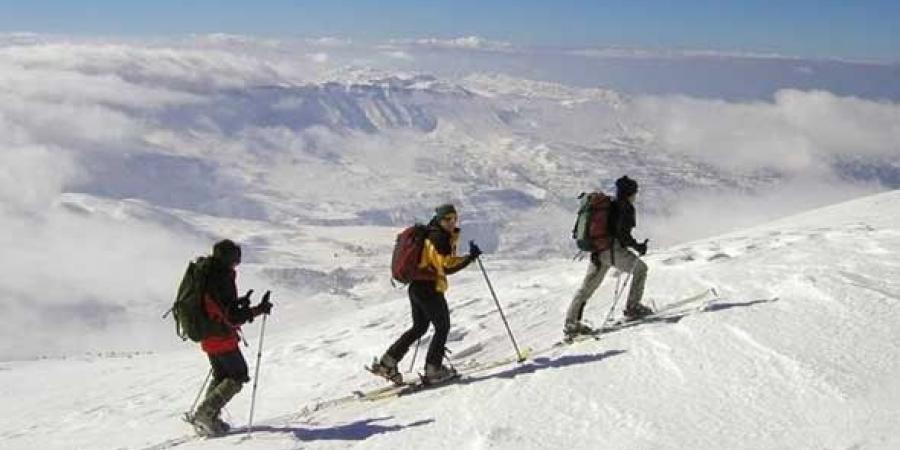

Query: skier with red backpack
left=564, top=176, right=651, bottom=339
left=370, top=203, right=482, bottom=385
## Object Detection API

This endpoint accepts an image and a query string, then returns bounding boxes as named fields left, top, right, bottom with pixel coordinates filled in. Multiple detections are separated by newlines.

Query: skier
left=564, top=175, right=651, bottom=339
left=371, top=204, right=482, bottom=384
left=191, top=239, right=273, bottom=436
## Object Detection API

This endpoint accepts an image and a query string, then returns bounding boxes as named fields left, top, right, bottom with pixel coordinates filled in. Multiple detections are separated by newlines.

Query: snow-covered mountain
left=2, top=36, right=898, bottom=359
left=1, top=36, right=898, bottom=449
left=2, top=190, right=898, bottom=450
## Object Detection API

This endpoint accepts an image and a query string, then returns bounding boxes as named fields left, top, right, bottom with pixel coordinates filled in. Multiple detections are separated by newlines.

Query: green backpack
left=170, top=256, right=218, bottom=342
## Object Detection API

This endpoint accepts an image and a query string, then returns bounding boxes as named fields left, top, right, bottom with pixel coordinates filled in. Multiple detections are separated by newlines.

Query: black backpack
left=170, top=257, right=218, bottom=342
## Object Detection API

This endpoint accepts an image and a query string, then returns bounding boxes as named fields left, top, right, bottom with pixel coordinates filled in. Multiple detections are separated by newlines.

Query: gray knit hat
left=433, top=203, right=458, bottom=221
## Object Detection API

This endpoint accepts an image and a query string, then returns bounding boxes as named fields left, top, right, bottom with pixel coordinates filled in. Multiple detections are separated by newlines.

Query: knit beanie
left=433, top=203, right=458, bottom=222
left=615, top=176, right=639, bottom=197
left=212, top=239, right=242, bottom=265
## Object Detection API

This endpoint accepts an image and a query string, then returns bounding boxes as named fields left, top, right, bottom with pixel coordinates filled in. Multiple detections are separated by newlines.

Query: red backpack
left=391, top=224, right=435, bottom=284
left=572, top=192, right=613, bottom=252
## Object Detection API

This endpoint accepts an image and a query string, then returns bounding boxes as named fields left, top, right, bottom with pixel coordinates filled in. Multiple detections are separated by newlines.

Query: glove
left=253, top=290, right=273, bottom=316
left=634, top=239, right=648, bottom=256
left=238, top=289, right=254, bottom=308
left=468, top=241, right=482, bottom=259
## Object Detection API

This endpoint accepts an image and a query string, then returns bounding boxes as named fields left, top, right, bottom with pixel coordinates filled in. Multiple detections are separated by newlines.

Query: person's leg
left=412, top=286, right=455, bottom=382
left=194, top=351, right=248, bottom=435
left=421, top=291, right=450, bottom=369
left=611, top=246, right=649, bottom=314
left=384, top=287, right=430, bottom=363
left=204, top=355, right=227, bottom=400
left=564, top=251, right=611, bottom=329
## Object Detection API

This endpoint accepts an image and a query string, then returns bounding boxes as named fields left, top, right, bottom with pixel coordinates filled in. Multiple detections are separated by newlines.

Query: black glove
left=253, top=290, right=273, bottom=316
left=238, top=289, right=254, bottom=308
left=468, top=241, right=482, bottom=259
left=634, top=239, right=648, bottom=256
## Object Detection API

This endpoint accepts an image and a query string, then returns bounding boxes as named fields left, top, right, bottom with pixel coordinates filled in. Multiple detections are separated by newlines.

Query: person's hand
left=468, top=241, right=482, bottom=259
left=238, top=289, right=254, bottom=308
left=254, top=290, right=273, bottom=315
left=635, top=239, right=648, bottom=256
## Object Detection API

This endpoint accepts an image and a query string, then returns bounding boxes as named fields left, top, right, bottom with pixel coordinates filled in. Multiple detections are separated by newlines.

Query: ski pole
left=476, top=256, right=526, bottom=362
left=408, top=338, right=420, bottom=373
left=188, top=368, right=213, bottom=419
left=599, top=254, right=637, bottom=328
left=246, top=313, right=268, bottom=438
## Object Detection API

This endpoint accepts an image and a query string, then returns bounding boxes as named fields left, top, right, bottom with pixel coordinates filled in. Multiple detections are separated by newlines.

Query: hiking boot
left=187, top=411, right=231, bottom=434
left=423, top=363, right=458, bottom=385
left=192, top=378, right=242, bottom=437
left=563, top=322, right=595, bottom=339
left=369, top=354, right=403, bottom=385
left=213, top=415, right=231, bottom=433
left=623, top=303, right=653, bottom=320
left=191, top=410, right=228, bottom=437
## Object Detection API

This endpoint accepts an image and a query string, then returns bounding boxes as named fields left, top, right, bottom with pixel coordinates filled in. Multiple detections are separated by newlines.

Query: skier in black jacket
left=564, top=176, right=651, bottom=338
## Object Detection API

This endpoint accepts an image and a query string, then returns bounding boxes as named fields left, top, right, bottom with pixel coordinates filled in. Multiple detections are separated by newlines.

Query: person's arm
left=421, top=239, right=470, bottom=274
left=611, top=202, right=640, bottom=249
left=208, top=270, right=254, bottom=325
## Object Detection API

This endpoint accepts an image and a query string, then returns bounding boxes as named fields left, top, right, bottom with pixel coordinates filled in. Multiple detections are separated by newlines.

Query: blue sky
left=0, top=0, right=897, bottom=61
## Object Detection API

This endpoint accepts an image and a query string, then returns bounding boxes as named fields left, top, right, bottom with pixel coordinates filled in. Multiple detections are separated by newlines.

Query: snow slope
left=2, top=190, right=898, bottom=450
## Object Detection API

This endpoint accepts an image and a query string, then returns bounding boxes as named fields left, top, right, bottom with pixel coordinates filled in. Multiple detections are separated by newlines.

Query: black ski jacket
left=608, top=198, right=640, bottom=250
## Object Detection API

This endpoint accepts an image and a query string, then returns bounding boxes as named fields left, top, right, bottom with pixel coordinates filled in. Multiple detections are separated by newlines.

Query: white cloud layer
left=0, top=35, right=896, bottom=359
left=633, top=90, right=900, bottom=173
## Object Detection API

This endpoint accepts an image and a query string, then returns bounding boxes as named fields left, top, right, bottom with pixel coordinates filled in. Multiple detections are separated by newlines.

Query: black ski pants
left=386, top=280, right=450, bottom=367
left=208, top=349, right=250, bottom=385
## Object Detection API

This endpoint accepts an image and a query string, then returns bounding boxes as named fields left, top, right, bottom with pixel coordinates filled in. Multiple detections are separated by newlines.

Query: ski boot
left=422, top=363, right=458, bottom=385
left=368, top=354, right=403, bottom=385
left=623, top=303, right=653, bottom=321
left=563, top=322, right=595, bottom=341
left=185, top=412, right=230, bottom=434
left=191, top=378, right=242, bottom=437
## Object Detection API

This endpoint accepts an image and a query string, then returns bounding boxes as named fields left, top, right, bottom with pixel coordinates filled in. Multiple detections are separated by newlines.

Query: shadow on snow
left=244, top=416, right=434, bottom=442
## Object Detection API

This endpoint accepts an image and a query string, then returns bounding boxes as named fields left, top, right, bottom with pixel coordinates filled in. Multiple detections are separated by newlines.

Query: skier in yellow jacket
left=371, top=203, right=482, bottom=384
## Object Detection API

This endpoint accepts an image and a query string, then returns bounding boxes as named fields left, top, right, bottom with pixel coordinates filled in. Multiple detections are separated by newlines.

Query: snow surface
left=1, top=190, right=899, bottom=450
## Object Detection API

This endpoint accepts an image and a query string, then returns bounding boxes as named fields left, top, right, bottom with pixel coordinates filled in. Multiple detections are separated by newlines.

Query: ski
left=359, top=373, right=464, bottom=401
left=356, top=347, right=533, bottom=402
left=561, top=332, right=601, bottom=345
left=602, top=288, right=719, bottom=331
left=455, top=346, right=533, bottom=375
left=139, top=419, right=247, bottom=450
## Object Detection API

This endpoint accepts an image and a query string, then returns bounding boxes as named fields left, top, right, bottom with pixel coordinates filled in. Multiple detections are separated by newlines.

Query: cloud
left=188, top=33, right=281, bottom=49
left=382, top=50, right=414, bottom=61
left=642, top=176, right=884, bottom=247
left=632, top=90, right=900, bottom=173
left=393, top=36, right=513, bottom=51
left=0, top=145, right=78, bottom=213
left=0, top=35, right=896, bottom=359
left=306, top=37, right=353, bottom=47
left=0, top=197, right=208, bottom=360
left=307, top=52, right=330, bottom=63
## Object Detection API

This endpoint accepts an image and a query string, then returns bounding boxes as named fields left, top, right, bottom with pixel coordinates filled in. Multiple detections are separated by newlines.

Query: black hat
left=615, top=176, right=639, bottom=197
left=213, top=239, right=242, bottom=265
